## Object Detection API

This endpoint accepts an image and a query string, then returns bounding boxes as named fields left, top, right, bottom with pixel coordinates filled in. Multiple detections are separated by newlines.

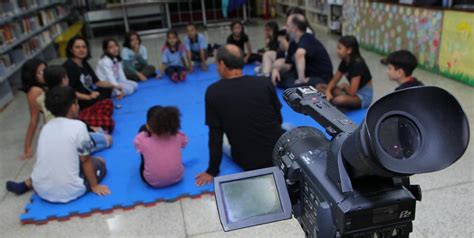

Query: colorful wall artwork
left=438, top=11, right=474, bottom=86
left=343, top=1, right=443, bottom=71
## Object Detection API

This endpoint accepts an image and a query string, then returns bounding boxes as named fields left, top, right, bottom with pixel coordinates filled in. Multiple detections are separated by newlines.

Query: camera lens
left=378, top=116, right=421, bottom=160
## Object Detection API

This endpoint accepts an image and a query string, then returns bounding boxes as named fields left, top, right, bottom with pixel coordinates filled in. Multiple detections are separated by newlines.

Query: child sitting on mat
left=134, top=105, right=188, bottom=188
left=157, top=30, right=190, bottom=82
left=122, top=31, right=157, bottom=81
left=317, top=36, right=373, bottom=109
left=385, top=50, right=424, bottom=91
left=226, top=20, right=260, bottom=64
left=6, top=86, right=111, bottom=202
left=96, top=38, right=138, bottom=99
left=43, top=66, right=112, bottom=153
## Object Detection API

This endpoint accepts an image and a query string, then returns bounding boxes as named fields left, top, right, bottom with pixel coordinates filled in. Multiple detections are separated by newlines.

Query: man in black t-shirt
left=195, top=44, right=285, bottom=186
left=272, top=14, right=333, bottom=89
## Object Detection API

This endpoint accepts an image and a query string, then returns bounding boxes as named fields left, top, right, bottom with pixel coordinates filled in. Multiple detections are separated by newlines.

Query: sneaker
left=171, top=73, right=179, bottom=82
left=179, top=71, right=187, bottom=81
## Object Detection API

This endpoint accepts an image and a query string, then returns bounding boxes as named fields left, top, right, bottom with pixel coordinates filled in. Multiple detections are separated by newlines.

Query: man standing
left=272, top=14, right=333, bottom=89
left=195, top=44, right=285, bottom=186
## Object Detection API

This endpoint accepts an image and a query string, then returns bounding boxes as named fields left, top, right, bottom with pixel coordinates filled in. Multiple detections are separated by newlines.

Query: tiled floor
left=0, top=19, right=473, bottom=238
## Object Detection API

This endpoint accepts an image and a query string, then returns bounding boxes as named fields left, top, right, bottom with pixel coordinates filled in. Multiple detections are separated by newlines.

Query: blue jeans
left=356, top=84, right=373, bottom=108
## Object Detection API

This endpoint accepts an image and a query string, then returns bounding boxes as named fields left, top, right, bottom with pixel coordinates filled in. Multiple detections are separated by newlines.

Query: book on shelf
left=0, top=53, right=14, bottom=77
left=0, top=1, right=16, bottom=18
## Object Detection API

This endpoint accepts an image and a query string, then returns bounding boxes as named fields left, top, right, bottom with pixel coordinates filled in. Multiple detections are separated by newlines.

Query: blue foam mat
left=20, top=64, right=367, bottom=223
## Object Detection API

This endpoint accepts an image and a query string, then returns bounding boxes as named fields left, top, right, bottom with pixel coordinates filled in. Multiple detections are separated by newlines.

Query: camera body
left=214, top=86, right=469, bottom=238
left=273, top=87, right=417, bottom=237
left=274, top=126, right=416, bottom=238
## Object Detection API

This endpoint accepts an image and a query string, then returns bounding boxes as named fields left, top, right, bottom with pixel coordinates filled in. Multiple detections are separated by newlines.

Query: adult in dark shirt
left=63, top=36, right=119, bottom=132
left=272, top=14, right=333, bottom=89
left=226, top=21, right=261, bottom=64
left=385, top=50, right=424, bottom=91
left=63, top=36, right=121, bottom=109
left=195, top=44, right=285, bottom=186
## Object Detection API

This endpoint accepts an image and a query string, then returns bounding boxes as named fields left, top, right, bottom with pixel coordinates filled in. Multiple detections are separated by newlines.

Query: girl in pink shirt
left=134, top=106, right=187, bottom=187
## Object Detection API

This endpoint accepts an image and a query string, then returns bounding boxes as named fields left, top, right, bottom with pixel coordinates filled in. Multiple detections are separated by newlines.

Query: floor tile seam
left=180, top=201, right=190, bottom=238
left=422, top=180, right=474, bottom=193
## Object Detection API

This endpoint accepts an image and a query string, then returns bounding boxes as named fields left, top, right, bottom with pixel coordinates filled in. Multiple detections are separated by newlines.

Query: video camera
left=214, top=86, right=470, bottom=237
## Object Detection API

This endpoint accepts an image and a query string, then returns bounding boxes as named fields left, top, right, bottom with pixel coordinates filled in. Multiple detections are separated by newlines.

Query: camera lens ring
left=373, top=111, right=424, bottom=163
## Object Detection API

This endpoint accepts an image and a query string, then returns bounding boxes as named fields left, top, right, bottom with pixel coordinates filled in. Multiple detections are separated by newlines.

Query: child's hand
left=90, top=91, right=100, bottom=99
left=294, top=77, right=309, bottom=85
left=195, top=172, right=213, bottom=186
left=91, top=184, right=111, bottom=196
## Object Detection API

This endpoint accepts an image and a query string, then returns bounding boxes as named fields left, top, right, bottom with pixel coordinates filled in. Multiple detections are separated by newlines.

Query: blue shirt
left=183, top=33, right=207, bottom=53
left=161, top=43, right=186, bottom=67
left=121, top=45, right=148, bottom=66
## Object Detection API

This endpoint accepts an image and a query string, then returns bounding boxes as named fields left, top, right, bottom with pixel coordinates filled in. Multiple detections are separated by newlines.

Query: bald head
left=216, top=44, right=244, bottom=70
left=287, top=14, right=307, bottom=33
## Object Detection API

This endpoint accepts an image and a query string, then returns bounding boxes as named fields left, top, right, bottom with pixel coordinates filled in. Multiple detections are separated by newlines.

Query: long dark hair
left=165, top=29, right=181, bottom=52
left=123, top=31, right=142, bottom=49
left=21, top=58, right=47, bottom=92
left=265, top=21, right=279, bottom=44
left=230, top=20, right=247, bottom=38
left=102, top=38, right=122, bottom=62
left=338, top=36, right=363, bottom=64
left=66, top=36, right=91, bottom=60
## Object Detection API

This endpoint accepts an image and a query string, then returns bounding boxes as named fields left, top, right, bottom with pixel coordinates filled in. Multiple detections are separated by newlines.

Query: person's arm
left=76, top=123, right=110, bottom=195
left=80, top=155, right=110, bottom=195
left=326, top=71, right=344, bottom=100
left=157, top=63, right=166, bottom=78
left=22, top=89, right=43, bottom=160
left=186, top=51, right=193, bottom=66
left=195, top=127, right=223, bottom=186
left=295, top=48, right=307, bottom=83
left=244, top=41, right=252, bottom=63
left=196, top=89, right=222, bottom=186
left=206, top=127, right=223, bottom=176
left=76, top=91, right=97, bottom=101
left=199, top=35, right=208, bottom=69
left=95, top=80, right=122, bottom=94
left=346, top=76, right=361, bottom=96
left=137, top=46, right=148, bottom=65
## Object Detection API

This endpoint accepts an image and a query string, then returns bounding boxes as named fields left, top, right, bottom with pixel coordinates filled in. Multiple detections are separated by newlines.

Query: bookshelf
left=0, top=0, right=70, bottom=108
left=276, top=0, right=330, bottom=30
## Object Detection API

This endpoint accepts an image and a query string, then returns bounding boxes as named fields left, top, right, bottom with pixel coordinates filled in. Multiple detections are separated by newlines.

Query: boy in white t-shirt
left=6, top=87, right=111, bottom=203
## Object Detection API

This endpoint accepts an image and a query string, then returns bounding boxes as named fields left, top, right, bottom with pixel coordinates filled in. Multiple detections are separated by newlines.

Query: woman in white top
left=96, top=38, right=138, bottom=98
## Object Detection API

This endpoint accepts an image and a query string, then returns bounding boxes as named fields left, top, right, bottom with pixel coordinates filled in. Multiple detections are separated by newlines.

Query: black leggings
left=140, top=154, right=153, bottom=187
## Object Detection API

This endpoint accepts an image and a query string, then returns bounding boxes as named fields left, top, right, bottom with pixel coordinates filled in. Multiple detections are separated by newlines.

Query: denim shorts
left=356, top=84, right=373, bottom=108
left=89, top=131, right=110, bottom=153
